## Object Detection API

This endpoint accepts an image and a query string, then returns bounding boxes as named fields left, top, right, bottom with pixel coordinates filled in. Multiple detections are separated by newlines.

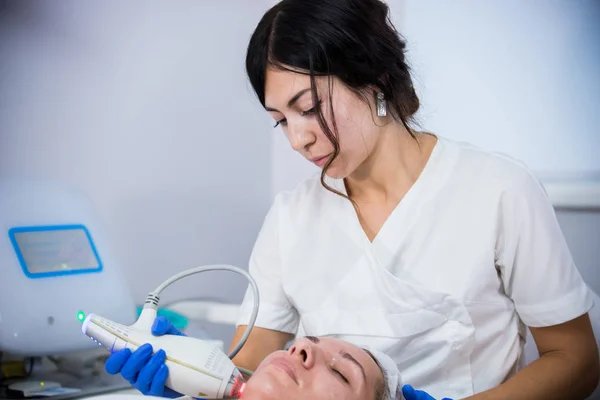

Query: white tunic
left=237, top=135, right=593, bottom=398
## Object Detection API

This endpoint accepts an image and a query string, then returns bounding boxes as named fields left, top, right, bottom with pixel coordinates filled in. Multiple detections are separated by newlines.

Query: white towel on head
left=364, top=347, right=404, bottom=400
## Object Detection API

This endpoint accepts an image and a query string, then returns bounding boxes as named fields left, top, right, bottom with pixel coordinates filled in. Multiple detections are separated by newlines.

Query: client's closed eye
left=331, top=367, right=349, bottom=384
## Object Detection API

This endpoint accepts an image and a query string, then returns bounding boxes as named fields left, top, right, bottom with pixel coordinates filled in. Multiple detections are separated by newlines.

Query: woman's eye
left=301, top=100, right=322, bottom=116
left=332, top=368, right=349, bottom=384
left=301, top=107, right=316, bottom=116
left=273, top=119, right=287, bottom=128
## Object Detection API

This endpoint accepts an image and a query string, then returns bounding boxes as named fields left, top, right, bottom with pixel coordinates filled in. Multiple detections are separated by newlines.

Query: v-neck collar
left=324, top=135, right=447, bottom=253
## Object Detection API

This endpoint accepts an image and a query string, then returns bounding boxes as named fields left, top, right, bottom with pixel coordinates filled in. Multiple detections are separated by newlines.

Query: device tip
left=81, top=313, right=94, bottom=335
left=228, top=374, right=246, bottom=398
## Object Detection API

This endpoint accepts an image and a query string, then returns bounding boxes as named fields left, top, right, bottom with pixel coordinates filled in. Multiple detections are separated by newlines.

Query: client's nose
left=288, top=338, right=316, bottom=369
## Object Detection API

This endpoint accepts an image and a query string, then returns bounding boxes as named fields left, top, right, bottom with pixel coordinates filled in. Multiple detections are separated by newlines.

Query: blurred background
left=0, top=0, right=598, bottom=349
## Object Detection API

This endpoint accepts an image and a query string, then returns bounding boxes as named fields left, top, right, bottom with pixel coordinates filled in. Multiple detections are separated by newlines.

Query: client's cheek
left=309, top=377, right=350, bottom=400
left=240, top=378, right=279, bottom=400
left=242, top=362, right=304, bottom=400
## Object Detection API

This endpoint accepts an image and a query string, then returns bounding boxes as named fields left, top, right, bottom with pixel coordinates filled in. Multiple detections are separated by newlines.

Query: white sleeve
left=496, top=167, right=594, bottom=328
left=236, top=194, right=299, bottom=334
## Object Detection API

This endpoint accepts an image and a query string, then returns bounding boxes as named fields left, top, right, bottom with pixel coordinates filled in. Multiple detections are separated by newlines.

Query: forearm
left=464, top=351, right=599, bottom=400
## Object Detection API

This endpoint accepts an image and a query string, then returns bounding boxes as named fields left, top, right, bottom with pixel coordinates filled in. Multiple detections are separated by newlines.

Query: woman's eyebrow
left=265, top=87, right=311, bottom=112
left=341, top=351, right=367, bottom=383
left=305, top=336, right=320, bottom=344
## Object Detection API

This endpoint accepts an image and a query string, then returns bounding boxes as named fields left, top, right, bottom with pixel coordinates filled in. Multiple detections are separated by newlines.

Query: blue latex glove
left=105, top=316, right=186, bottom=398
left=402, top=384, right=453, bottom=400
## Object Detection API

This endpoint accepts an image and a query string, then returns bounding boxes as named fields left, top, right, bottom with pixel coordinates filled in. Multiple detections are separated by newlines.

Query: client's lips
left=269, top=358, right=298, bottom=384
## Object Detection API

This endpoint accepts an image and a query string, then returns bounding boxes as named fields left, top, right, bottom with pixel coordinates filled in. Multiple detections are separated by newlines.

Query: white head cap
left=364, top=347, right=404, bottom=400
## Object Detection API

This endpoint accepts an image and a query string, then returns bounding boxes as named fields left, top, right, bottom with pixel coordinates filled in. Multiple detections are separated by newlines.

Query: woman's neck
left=344, top=126, right=437, bottom=204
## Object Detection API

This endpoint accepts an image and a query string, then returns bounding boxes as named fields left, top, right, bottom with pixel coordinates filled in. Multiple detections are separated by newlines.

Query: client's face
left=241, top=336, right=384, bottom=400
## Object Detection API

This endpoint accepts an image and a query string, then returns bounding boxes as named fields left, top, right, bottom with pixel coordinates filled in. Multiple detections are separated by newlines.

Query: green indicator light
left=77, top=311, right=85, bottom=322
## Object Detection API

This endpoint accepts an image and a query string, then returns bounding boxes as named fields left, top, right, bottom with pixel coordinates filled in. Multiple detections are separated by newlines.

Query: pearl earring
left=376, top=92, right=387, bottom=117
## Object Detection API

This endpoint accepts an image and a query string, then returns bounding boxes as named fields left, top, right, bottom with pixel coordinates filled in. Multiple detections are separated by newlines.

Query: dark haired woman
left=232, top=1, right=598, bottom=399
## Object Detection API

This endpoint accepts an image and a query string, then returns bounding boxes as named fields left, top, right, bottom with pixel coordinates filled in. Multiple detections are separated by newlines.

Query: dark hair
left=246, top=0, right=420, bottom=199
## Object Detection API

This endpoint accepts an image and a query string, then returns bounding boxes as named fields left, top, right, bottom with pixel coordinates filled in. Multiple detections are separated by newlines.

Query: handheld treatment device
left=81, top=265, right=259, bottom=399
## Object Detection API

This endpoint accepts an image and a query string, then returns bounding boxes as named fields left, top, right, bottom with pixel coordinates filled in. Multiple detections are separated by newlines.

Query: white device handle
left=81, top=264, right=258, bottom=399
left=82, top=314, right=244, bottom=399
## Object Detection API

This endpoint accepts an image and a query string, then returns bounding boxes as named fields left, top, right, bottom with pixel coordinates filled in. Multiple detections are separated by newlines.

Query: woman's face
left=264, top=67, right=383, bottom=179
left=240, top=336, right=384, bottom=400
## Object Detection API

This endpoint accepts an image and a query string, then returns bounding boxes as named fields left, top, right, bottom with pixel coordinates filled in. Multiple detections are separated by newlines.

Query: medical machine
left=81, top=264, right=259, bottom=400
left=0, top=178, right=137, bottom=356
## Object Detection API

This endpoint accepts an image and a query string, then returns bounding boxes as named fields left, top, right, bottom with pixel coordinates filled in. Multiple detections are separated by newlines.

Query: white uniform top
left=237, top=135, right=593, bottom=399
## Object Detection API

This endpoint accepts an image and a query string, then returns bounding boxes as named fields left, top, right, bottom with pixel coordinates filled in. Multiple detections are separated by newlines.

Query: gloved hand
left=105, top=316, right=186, bottom=398
left=402, top=384, right=453, bottom=400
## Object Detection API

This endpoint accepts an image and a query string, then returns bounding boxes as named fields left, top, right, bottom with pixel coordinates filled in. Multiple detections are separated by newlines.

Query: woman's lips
left=268, top=358, right=298, bottom=384
left=310, top=154, right=331, bottom=167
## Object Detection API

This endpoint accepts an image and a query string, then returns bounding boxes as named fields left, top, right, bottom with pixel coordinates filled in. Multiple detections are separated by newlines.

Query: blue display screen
left=9, top=224, right=103, bottom=278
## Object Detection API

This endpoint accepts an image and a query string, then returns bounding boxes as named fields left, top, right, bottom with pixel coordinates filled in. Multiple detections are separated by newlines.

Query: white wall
left=270, top=0, right=600, bottom=197
left=0, top=0, right=274, bottom=315
left=400, top=0, right=600, bottom=177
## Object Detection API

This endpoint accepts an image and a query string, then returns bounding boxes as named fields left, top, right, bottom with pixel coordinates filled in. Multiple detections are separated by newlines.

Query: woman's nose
left=287, top=123, right=315, bottom=152
left=287, top=338, right=316, bottom=369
